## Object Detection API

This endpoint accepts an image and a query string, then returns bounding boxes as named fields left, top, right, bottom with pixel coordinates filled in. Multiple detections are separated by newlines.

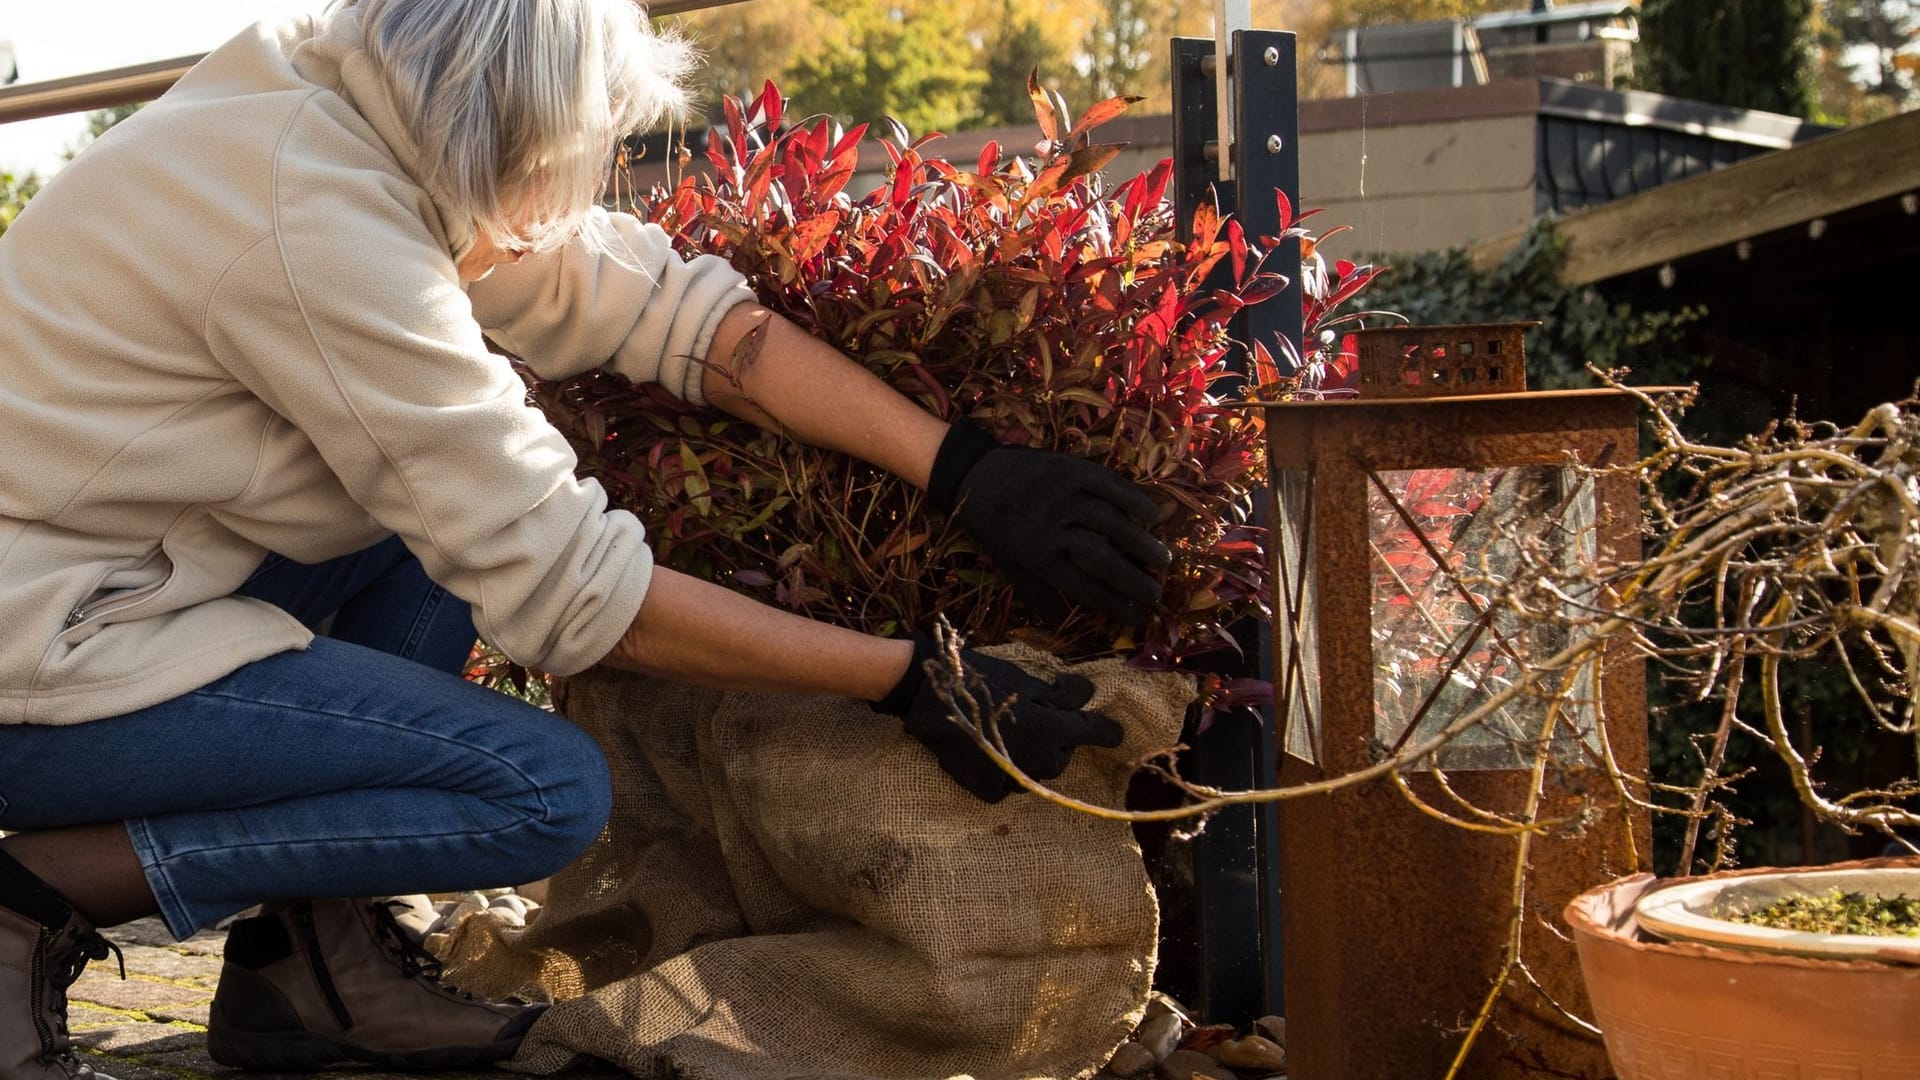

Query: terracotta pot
left=1566, top=857, right=1920, bottom=1079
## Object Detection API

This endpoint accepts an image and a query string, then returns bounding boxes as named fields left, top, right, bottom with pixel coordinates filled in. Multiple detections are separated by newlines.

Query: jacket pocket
left=60, top=551, right=170, bottom=641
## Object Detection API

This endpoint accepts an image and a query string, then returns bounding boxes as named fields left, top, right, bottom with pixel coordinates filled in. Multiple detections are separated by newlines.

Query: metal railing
left=0, top=55, right=201, bottom=126
left=0, top=0, right=747, bottom=127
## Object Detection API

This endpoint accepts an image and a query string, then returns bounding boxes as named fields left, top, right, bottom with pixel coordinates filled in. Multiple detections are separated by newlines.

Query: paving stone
left=76, top=1023, right=204, bottom=1056
left=110, top=917, right=229, bottom=957
left=111, top=943, right=223, bottom=986
left=146, top=1001, right=212, bottom=1027
left=68, top=1003, right=138, bottom=1031
left=72, top=971, right=213, bottom=1014
left=74, top=1052, right=177, bottom=1080
left=145, top=1045, right=232, bottom=1075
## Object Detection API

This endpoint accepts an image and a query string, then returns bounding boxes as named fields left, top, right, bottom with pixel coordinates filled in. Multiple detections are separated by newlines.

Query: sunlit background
left=1, top=0, right=326, bottom=174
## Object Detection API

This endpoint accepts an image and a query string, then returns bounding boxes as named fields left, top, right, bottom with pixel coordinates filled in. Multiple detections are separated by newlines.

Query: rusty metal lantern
left=1248, top=326, right=1655, bottom=1080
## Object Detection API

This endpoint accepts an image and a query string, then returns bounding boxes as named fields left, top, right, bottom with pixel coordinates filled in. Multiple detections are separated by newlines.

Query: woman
left=0, top=0, right=1170, bottom=1076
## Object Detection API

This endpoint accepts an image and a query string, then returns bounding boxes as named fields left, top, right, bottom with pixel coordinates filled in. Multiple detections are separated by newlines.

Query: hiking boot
left=206, top=898, right=542, bottom=1072
left=0, top=857, right=123, bottom=1080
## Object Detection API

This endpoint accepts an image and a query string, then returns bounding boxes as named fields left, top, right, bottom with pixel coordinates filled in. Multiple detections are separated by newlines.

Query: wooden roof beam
left=1470, top=108, right=1920, bottom=285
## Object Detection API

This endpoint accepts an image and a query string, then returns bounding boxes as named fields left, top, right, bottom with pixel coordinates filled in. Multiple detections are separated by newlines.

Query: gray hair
left=337, top=0, right=695, bottom=254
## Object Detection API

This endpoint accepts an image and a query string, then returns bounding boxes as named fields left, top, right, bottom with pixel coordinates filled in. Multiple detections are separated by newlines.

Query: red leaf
left=977, top=139, right=1001, bottom=175
left=1142, top=157, right=1172, bottom=209
left=1027, top=69, right=1060, bottom=145
left=722, top=93, right=747, bottom=165
left=1251, top=339, right=1281, bottom=386
left=1022, top=156, right=1072, bottom=205
left=1065, top=95, right=1142, bottom=142
left=1401, top=468, right=1461, bottom=506
left=806, top=116, right=830, bottom=165
left=1191, top=200, right=1221, bottom=247
left=816, top=157, right=857, bottom=202
left=789, top=210, right=843, bottom=261
left=1058, top=142, right=1122, bottom=188
left=756, top=79, right=783, bottom=132
left=1227, top=219, right=1248, bottom=287
left=829, top=122, right=870, bottom=161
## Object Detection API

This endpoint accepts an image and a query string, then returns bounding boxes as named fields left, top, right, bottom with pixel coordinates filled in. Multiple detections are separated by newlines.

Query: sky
left=1, top=0, right=326, bottom=176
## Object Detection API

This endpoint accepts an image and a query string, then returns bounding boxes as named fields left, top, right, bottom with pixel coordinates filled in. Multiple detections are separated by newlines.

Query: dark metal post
left=1167, top=29, right=1300, bottom=1028
left=1229, top=28, right=1299, bottom=1025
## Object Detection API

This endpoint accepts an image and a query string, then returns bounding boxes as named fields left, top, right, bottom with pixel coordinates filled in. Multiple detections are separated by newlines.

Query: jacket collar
left=286, top=7, right=477, bottom=261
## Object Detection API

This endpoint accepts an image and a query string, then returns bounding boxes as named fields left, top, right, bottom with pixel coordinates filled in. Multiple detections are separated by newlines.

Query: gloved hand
left=928, top=417, right=1171, bottom=624
left=874, top=633, right=1124, bottom=804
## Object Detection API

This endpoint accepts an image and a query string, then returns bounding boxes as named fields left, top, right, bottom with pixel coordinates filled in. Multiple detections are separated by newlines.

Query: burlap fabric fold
left=437, top=645, right=1192, bottom=1080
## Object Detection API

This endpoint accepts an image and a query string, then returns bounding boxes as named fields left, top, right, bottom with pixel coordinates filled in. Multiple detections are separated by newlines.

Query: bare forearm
left=701, top=304, right=947, bottom=489
left=600, top=565, right=914, bottom=701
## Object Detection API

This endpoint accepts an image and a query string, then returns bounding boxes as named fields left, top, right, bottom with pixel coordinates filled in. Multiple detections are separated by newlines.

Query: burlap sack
left=438, top=644, right=1192, bottom=1080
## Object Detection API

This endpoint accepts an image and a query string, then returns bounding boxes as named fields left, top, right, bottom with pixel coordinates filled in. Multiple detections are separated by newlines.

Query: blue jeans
left=0, top=537, right=612, bottom=939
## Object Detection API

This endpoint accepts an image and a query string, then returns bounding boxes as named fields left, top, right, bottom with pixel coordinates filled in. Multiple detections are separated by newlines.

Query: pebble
left=489, top=894, right=530, bottom=922
left=386, top=894, right=439, bottom=940
left=1135, top=1011, right=1185, bottom=1062
left=1253, top=1015, right=1286, bottom=1047
left=1106, top=1041, right=1157, bottom=1079
left=1157, top=1049, right=1236, bottom=1080
left=441, top=891, right=489, bottom=931
left=1144, top=991, right=1194, bottom=1023
left=1178, top=1024, right=1236, bottom=1054
left=1209, top=1034, right=1286, bottom=1074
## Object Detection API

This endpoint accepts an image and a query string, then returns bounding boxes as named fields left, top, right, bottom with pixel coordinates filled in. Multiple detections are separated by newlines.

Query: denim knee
left=504, top=714, right=612, bottom=882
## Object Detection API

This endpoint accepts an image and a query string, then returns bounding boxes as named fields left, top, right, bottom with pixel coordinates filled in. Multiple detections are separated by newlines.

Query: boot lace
left=370, top=899, right=480, bottom=1000
left=41, top=926, right=124, bottom=1074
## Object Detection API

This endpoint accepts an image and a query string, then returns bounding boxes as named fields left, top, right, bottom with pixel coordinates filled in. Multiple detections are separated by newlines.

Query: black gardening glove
left=874, top=633, right=1124, bottom=804
left=928, top=417, right=1171, bottom=624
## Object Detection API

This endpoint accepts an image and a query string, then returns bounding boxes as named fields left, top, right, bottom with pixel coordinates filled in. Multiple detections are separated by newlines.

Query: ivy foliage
left=1359, top=219, right=1706, bottom=392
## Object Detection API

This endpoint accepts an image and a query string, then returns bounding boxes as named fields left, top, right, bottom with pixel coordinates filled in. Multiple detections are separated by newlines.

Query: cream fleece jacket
left=0, top=11, right=755, bottom=725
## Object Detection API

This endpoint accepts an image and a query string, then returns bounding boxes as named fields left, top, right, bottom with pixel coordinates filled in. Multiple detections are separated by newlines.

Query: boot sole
left=207, top=999, right=529, bottom=1072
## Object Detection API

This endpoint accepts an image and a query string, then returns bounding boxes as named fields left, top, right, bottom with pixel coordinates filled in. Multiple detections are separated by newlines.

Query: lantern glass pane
left=1368, top=465, right=1599, bottom=770
left=1274, top=469, right=1321, bottom=764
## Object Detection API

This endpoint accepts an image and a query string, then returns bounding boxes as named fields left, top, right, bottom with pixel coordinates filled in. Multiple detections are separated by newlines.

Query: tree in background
left=1635, top=0, right=1818, bottom=115
left=1336, top=0, right=1510, bottom=19
left=1065, top=0, right=1207, bottom=112
left=664, top=0, right=817, bottom=114
left=1812, top=0, right=1919, bottom=121
left=780, top=0, right=988, bottom=133
left=671, top=0, right=1207, bottom=127
left=975, top=3, right=1070, bottom=126
left=0, top=171, right=39, bottom=239
left=665, top=0, right=1911, bottom=131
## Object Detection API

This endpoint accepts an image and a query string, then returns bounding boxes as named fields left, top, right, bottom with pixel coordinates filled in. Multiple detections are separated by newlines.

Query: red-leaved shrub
left=520, top=79, right=1377, bottom=703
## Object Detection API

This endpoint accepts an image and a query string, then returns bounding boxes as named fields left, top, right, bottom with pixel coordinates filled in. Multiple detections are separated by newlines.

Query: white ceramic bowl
left=1634, top=867, right=1920, bottom=962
